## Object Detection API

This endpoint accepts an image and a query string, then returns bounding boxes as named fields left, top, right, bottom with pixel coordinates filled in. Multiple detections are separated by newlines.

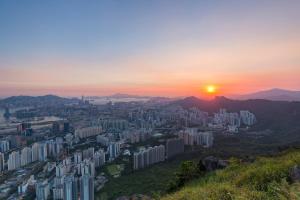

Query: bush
left=167, top=161, right=202, bottom=192
left=162, top=149, right=300, bottom=200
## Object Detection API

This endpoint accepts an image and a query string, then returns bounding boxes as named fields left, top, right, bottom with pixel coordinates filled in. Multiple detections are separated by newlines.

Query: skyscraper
left=56, top=164, right=67, bottom=177
left=0, top=152, right=5, bottom=172
left=38, top=143, right=48, bottom=161
left=93, top=149, right=106, bottom=167
left=80, top=159, right=95, bottom=177
left=80, top=174, right=94, bottom=200
left=178, top=129, right=214, bottom=147
left=63, top=175, right=78, bottom=200
left=53, top=185, right=64, bottom=200
left=21, top=147, right=32, bottom=166
left=133, top=145, right=165, bottom=170
left=75, top=126, right=102, bottom=139
left=240, top=110, right=256, bottom=126
left=8, top=150, right=21, bottom=171
left=31, top=142, right=39, bottom=162
left=82, top=147, right=94, bottom=160
left=35, top=180, right=50, bottom=200
left=108, top=142, right=120, bottom=160
left=0, top=140, right=10, bottom=152
left=74, top=151, right=83, bottom=164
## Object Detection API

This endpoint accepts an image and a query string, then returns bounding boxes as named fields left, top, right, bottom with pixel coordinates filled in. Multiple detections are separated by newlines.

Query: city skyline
left=1, top=0, right=300, bottom=97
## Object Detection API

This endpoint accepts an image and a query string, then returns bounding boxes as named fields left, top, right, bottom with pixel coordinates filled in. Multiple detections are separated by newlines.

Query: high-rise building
left=0, top=140, right=10, bottom=152
left=83, top=147, right=94, bottom=160
left=53, top=185, right=64, bottom=200
left=35, top=180, right=50, bottom=200
left=62, top=157, right=72, bottom=173
left=199, top=132, right=214, bottom=147
left=240, top=110, right=256, bottom=126
left=38, top=143, right=48, bottom=161
left=65, top=133, right=74, bottom=146
left=75, top=126, right=102, bottom=139
left=166, top=138, right=184, bottom=159
left=133, top=145, right=165, bottom=170
left=8, top=150, right=21, bottom=171
left=97, top=119, right=128, bottom=131
left=52, top=121, right=61, bottom=134
left=46, top=140, right=56, bottom=157
left=53, top=174, right=64, bottom=200
left=52, top=120, right=69, bottom=134
left=55, top=137, right=64, bottom=154
left=21, top=147, right=32, bottom=166
left=56, top=164, right=67, bottom=177
left=74, top=151, right=83, bottom=164
left=46, top=138, right=63, bottom=157
left=178, top=129, right=214, bottom=147
left=0, top=152, right=5, bottom=172
left=80, top=159, right=95, bottom=177
left=108, top=142, right=120, bottom=160
left=31, top=142, right=39, bottom=162
left=64, top=121, right=70, bottom=133
left=80, top=174, right=94, bottom=200
left=93, top=149, right=105, bottom=167
left=63, top=175, right=78, bottom=200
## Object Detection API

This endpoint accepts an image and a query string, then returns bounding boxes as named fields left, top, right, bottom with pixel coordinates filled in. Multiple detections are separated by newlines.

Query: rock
left=217, top=159, right=229, bottom=169
left=202, top=156, right=228, bottom=172
left=202, top=156, right=219, bottom=171
left=289, top=165, right=300, bottom=182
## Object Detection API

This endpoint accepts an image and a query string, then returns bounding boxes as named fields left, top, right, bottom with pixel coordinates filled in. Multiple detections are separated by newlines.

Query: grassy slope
left=162, top=149, right=300, bottom=200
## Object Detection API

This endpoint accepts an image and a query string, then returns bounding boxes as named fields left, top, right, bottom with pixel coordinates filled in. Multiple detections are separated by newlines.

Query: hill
left=172, top=96, right=300, bottom=132
left=0, top=95, right=79, bottom=108
left=162, top=149, right=300, bottom=200
left=231, top=88, right=300, bottom=101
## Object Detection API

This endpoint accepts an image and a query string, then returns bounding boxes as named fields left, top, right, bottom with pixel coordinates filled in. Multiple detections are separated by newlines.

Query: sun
left=206, top=85, right=216, bottom=94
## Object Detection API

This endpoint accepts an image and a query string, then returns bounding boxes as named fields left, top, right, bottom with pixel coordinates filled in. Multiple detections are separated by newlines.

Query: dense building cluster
left=96, top=119, right=128, bottom=131
left=210, top=109, right=256, bottom=133
left=178, top=128, right=214, bottom=147
left=75, top=126, right=102, bottom=139
left=124, top=129, right=152, bottom=144
left=133, top=145, right=165, bottom=170
left=0, top=96, right=257, bottom=199
left=51, top=148, right=99, bottom=200
left=133, top=137, right=187, bottom=170
left=7, top=138, right=63, bottom=171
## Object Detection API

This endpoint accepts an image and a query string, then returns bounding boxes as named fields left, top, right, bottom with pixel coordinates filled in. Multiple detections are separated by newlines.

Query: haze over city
left=0, top=0, right=299, bottom=98
left=2, top=1, right=300, bottom=200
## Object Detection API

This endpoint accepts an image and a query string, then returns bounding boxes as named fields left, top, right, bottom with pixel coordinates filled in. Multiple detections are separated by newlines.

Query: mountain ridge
left=230, top=88, right=300, bottom=101
left=0, top=94, right=79, bottom=108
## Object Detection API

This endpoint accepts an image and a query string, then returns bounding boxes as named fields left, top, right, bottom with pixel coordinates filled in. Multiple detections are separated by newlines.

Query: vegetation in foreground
left=97, top=132, right=296, bottom=200
left=162, top=149, right=300, bottom=200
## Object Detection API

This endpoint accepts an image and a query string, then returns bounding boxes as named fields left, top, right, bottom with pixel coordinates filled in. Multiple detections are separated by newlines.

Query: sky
left=0, top=0, right=300, bottom=98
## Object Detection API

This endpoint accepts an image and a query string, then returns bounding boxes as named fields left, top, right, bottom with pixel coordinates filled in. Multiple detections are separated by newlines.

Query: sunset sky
left=0, top=0, right=300, bottom=97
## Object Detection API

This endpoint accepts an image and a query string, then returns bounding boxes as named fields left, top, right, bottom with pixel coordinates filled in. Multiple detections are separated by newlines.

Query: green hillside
left=162, top=149, right=300, bottom=200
